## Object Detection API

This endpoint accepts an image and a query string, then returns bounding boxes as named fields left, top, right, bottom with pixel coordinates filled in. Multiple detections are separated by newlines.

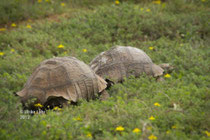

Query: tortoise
left=90, top=46, right=173, bottom=84
left=17, top=57, right=109, bottom=110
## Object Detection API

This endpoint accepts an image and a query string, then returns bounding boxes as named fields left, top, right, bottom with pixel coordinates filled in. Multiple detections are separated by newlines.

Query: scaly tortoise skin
left=90, top=46, right=170, bottom=83
left=17, top=57, right=108, bottom=109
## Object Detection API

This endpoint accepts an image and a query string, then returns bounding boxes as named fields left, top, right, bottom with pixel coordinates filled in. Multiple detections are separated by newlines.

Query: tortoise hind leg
left=99, top=90, right=110, bottom=101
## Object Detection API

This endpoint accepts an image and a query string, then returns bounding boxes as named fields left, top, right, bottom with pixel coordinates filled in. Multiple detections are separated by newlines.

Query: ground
left=0, top=0, right=209, bottom=139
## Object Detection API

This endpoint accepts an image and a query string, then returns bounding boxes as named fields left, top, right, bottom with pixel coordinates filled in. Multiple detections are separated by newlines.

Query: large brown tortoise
left=17, top=57, right=109, bottom=110
left=90, top=46, right=173, bottom=84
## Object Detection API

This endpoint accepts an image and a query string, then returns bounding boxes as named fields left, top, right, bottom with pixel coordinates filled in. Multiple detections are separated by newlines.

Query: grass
left=0, top=0, right=210, bottom=139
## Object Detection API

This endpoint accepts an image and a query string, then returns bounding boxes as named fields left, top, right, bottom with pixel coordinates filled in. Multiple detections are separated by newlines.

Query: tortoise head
left=158, top=63, right=174, bottom=74
left=105, top=78, right=115, bottom=89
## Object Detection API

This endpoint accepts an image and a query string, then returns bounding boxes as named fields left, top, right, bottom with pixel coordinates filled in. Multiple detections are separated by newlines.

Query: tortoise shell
left=17, top=57, right=107, bottom=107
left=90, top=46, right=164, bottom=83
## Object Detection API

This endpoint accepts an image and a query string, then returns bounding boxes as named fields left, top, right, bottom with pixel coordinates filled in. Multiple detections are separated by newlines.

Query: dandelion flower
left=61, top=3, right=65, bottom=6
left=140, top=8, right=144, bottom=11
left=0, top=28, right=6, bottom=31
left=63, top=51, right=67, bottom=55
left=148, top=134, right=157, bottom=140
left=10, top=49, right=15, bottom=52
left=86, top=132, right=92, bottom=138
left=164, top=74, right=171, bottom=78
left=149, top=46, right=154, bottom=50
left=42, top=131, right=47, bottom=135
left=133, top=128, right=141, bottom=133
left=73, top=117, right=82, bottom=121
left=11, top=23, right=16, bottom=27
left=149, top=116, right=155, bottom=120
left=83, top=49, right=87, bottom=53
left=115, top=0, right=120, bottom=5
left=57, top=44, right=64, bottom=49
left=154, top=102, right=161, bottom=107
left=153, top=0, right=161, bottom=4
left=162, top=3, right=166, bottom=8
left=115, top=126, right=124, bottom=131
left=38, top=0, right=42, bottom=3
left=26, top=24, right=32, bottom=29
left=53, top=106, right=61, bottom=111
left=166, top=130, right=170, bottom=134
left=146, top=9, right=151, bottom=12
left=201, top=0, right=206, bottom=2
left=204, top=131, right=210, bottom=137
left=147, top=126, right=152, bottom=131
left=0, top=52, right=4, bottom=56
left=172, top=125, right=176, bottom=129
left=134, top=5, right=139, bottom=10
left=34, top=103, right=43, bottom=108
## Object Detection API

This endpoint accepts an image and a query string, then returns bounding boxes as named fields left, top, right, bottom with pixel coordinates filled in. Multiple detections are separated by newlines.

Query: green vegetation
left=0, top=0, right=113, bottom=25
left=0, top=0, right=209, bottom=139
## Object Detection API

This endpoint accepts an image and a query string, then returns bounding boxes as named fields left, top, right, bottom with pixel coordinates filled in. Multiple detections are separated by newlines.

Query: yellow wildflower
left=83, top=49, right=87, bottom=53
left=172, top=125, right=176, bottom=129
left=57, top=44, right=64, bottom=49
left=63, top=51, right=67, bottom=55
left=148, top=134, right=157, bottom=140
left=180, top=43, right=183, bottom=47
left=45, top=0, right=50, bottom=2
left=0, top=52, right=4, bottom=56
left=11, top=23, right=16, bottom=27
left=115, top=0, right=120, bottom=5
left=0, top=28, right=6, bottom=31
left=86, top=132, right=92, bottom=138
left=61, top=3, right=65, bottom=6
left=162, top=3, right=166, bottom=8
left=34, top=103, right=43, bottom=108
left=38, top=0, right=42, bottom=3
left=204, top=131, right=210, bottom=137
left=149, top=116, right=155, bottom=120
left=147, top=126, right=152, bottom=131
left=153, top=0, right=161, bottom=4
left=42, top=130, right=47, bottom=135
left=164, top=74, right=171, bottom=78
left=10, top=49, right=15, bottom=52
left=53, top=106, right=62, bottom=111
left=26, top=24, right=32, bottom=29
left=201, top=0, right=206, bottom=2
left=140, top=8, right=144, bottom=11
left=133, top=128, right=141, bottom=133
left=146, top=9, right=151, bottom=12
left=73, top=117, right=82, bottom=121
left=149, top=46, right=154, bottom=50
left=154, top=102, right=161, bottom=107
left=115, top=126, right=124, bottom=131
left=134, top=5, right=139, bottom=10
left=166, top=130, right=170, bottom=134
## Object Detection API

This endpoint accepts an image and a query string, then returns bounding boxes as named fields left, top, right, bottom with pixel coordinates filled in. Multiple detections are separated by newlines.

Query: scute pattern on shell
left=90, top=46, right=164, bottom=82
left=17, top=57, right=107, bottom=105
